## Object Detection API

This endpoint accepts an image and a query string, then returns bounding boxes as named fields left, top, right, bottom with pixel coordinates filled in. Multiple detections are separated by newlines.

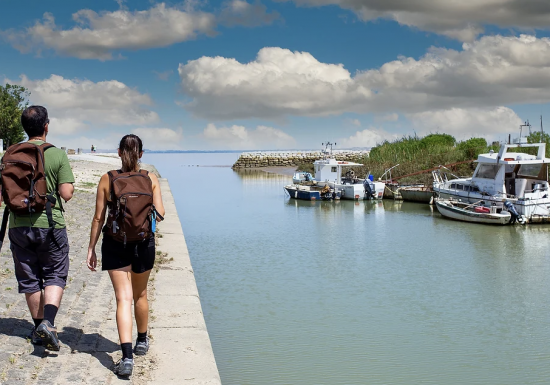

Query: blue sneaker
left=113, top=358, right=134, bottom=377
left=134, top=336, right=149, bottom=356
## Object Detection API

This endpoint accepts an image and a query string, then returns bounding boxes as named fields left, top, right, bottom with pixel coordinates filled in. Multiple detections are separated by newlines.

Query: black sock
left=32, top=318, right=43, bottom=328
left=43, top=304, right=58, bottom=326
left=121, top=343, right=133, bottom=360
left=137, top=331, right=147, bottom=343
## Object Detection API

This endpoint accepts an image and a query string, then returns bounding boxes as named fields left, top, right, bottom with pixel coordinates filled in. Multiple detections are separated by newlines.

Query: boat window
left=457, top=184, right=464, bottom=190
left=517, top=164, right=542, bottom=177
left=475, top=164, right=501, bottom=179
left=331, top=167, right=337, bottom=172
left=472, top=186, right=479, bottom=192
left=450, top=183, right=456, bottom=189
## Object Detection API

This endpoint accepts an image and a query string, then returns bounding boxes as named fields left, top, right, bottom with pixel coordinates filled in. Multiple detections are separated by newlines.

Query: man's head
left=21, top=105, right=49, bottom=139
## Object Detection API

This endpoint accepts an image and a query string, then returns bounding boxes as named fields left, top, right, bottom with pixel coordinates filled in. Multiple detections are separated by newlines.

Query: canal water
left=144, top=153, right=550, bottom=385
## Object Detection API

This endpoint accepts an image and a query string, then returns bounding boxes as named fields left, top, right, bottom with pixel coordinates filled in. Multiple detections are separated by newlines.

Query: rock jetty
left=232, top=150, right=370, bottom=169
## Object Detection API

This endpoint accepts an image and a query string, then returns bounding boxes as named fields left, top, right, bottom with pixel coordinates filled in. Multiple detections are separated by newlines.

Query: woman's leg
left=108, top=266, right=133, bottom=344
left=131, top=269, right=152, bottom=334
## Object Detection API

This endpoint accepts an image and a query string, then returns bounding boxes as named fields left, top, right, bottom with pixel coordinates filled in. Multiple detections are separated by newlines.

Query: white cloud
left=219, top=0, right=281, bottom=27
left=407, top=107, right=523, bottom=139
left=13, top=74, right=159, bottom=131
left=284, top=0, right=550, bottom=41
left=2, top=1, right=280, bottom=60
left=132, top=128, right=184, bottom=150
left=48, top=117, right=88, bottom=135
left=3, top=3, right=216, bottom=60
left=338, top=127, right=396, bottom=148
left=179, top=47, right=368, bottom=119
left=178, top=36, right=550, bottom=120
left=347, top=118, right=361, bottom=127
left=203, top=123, right=296, bottom=149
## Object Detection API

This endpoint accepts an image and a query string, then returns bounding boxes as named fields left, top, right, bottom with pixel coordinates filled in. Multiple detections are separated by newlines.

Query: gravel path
left=0, top=159, right=163, bottom=385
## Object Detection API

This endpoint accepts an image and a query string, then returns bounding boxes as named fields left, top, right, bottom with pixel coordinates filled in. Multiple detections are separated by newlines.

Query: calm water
left=144, top=153, right=550, bottom=385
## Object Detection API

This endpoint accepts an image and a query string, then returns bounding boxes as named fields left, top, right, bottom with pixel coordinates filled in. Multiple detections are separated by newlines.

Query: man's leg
left=25, top=291, right=44, bottom=319
left=35, top=228, right=70, bottom=351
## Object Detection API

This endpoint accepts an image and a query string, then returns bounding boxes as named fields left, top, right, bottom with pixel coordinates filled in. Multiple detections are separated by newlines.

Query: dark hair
left=119, top=134, right=143, bottom=172
left=21, top=105, right=49, bottom=138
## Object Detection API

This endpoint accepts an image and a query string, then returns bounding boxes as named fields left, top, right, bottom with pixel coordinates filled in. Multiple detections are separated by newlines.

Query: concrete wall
left=150, top=178, right=222, bottom=385
left=232, top=150, right=370, bottom=169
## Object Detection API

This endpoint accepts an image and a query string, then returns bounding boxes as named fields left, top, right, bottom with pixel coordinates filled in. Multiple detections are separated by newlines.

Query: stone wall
left=231, top=150, right=370, bottom=169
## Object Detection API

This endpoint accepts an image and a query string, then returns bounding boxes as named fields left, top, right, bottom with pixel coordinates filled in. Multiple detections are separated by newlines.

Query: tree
left=0, top=84, right=29, bottom=149
left=456, top=137, right=488, bottom=158
left=527, top=130, right=550, bottom=157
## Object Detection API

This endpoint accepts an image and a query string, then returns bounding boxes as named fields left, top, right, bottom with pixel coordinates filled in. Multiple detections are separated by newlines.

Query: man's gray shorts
left=9, top=227, right=70, bottom=293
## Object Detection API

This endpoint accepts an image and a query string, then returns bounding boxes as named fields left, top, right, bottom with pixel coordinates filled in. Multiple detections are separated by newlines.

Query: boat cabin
left=470, top=143, right=549, bottom=198
left=314, top=158, right=363, bottom=183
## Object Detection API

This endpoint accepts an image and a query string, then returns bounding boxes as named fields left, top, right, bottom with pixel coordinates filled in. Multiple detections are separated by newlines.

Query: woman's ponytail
left=119, top=134, right=143, bottom=172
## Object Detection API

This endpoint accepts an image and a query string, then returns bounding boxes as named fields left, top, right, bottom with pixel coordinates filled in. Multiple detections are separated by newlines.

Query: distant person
left=91, top=144, right=96, bottom=153
left=0, top=105, right=75, bottom=351
left=86, top=134, right=165, bottom=377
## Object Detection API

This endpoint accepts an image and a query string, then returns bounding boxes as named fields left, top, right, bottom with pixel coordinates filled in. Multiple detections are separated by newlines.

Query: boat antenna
left=541, top=115, right=545, bottom=140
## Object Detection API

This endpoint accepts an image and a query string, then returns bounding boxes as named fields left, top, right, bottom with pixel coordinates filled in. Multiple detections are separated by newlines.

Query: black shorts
left=9, top=227, right=70, bottom=293
left=101, top=234, right=155, bottom=273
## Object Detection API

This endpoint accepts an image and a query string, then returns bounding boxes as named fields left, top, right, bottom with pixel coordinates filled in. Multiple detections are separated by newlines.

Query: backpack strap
left=0, top=207, right=10, bottom=251
left=107, top=170, right=121, bottom=203
left=139, top=169, right=149, bottom=176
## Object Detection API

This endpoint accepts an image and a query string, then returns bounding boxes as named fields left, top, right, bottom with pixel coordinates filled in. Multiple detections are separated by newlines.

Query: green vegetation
left=0, top=84, right=28, bottom=148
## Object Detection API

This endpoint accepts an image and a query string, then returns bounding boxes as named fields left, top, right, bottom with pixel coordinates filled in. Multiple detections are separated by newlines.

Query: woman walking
left=86, top=135, right=165, bottom=377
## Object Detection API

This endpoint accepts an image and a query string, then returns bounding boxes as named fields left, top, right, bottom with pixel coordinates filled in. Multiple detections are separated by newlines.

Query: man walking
left=4, top=105, right=74, bottom=351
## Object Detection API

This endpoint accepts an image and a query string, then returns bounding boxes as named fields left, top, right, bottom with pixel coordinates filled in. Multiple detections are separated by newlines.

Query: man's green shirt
left=8, top=140, right=75, bottom=229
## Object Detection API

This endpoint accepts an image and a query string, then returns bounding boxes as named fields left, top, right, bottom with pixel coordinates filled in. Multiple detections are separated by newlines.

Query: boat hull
left=327, top=181, right=385, bottom=200
left=435, top=199, right=511, bottom=225
left=285, top=185, right=340, bottom=201
left=400, top=186, right=434, bottom=203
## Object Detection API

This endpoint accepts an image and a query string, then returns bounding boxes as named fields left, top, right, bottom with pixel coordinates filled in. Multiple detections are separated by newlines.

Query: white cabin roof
left=476, top=142, right=550, bottom=165
left=313, top=158, right=363, bottom=167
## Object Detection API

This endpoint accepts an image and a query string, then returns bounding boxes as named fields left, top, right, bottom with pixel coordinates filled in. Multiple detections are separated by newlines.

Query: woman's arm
left=86, top=174, right=109, bottom=271
left=150, top=173, right=165, bottom=219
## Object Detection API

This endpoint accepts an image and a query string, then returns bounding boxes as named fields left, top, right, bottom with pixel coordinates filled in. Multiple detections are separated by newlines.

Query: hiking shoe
left=113, top=358, right=134, bottom=377
left=134, top=336, right=149, bottom=356
left=36, top=320, right=60, bottom=351
left=27, top=328, right=42, bottom=346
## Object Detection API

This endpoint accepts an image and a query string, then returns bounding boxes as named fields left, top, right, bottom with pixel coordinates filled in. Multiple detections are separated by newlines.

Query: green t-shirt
left=9, top=140, right=75, bottom=229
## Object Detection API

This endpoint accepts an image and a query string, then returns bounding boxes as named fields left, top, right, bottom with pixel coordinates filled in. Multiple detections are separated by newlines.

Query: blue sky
left=2, top=0, right=550, bottom=150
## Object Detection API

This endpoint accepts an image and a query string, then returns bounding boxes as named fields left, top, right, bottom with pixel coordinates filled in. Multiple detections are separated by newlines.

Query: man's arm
left=57, top=151, right=75, bottom=202
left=58, top=183, right=74, bottom=202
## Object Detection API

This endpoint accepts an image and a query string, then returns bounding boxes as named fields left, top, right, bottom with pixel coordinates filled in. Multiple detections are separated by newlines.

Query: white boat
left=312, top=143, right=385, bottom=200
left=433, top=137, right=550, bottom=223
left=435, top=199, right=512, bottom=225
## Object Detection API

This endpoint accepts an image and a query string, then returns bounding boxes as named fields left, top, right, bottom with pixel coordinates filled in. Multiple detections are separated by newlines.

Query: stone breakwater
left=232, top=150, right=370, bottom=169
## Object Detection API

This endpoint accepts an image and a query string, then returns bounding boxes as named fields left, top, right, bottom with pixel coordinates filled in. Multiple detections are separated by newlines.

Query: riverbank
left=0, top=155, right=220, bottom=384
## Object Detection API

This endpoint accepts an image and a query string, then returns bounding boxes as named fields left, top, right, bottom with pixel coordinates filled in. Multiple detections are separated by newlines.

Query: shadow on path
left=59, top=326, right=119, bottom=370
left=0, top=317, right=33, bottom=340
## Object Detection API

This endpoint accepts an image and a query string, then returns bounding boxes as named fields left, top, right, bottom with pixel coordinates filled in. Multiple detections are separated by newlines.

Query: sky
left=2, top=0, right=550, bottom=151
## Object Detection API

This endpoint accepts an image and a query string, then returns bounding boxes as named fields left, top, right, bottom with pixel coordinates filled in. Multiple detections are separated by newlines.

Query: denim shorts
left=101, top=233, right=155, bottom=273
left=9, top=227, right=70, bottom=293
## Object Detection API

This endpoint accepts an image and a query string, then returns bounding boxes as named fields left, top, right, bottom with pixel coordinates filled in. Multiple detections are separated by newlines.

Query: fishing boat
left=400, top=185, right=434, bottom=204
left=284, top=184, right=341, bottom=201
left=435, top=199, right=513, bottom=225
left=433, top=128, right=550, bottom=223
left=313, top=142, right=385, bottom=200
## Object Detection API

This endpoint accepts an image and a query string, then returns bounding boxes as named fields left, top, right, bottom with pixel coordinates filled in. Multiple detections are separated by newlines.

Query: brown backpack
left=0, top=142, right=59, bottom=249
left=105, top=169, right=154, bottom=246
